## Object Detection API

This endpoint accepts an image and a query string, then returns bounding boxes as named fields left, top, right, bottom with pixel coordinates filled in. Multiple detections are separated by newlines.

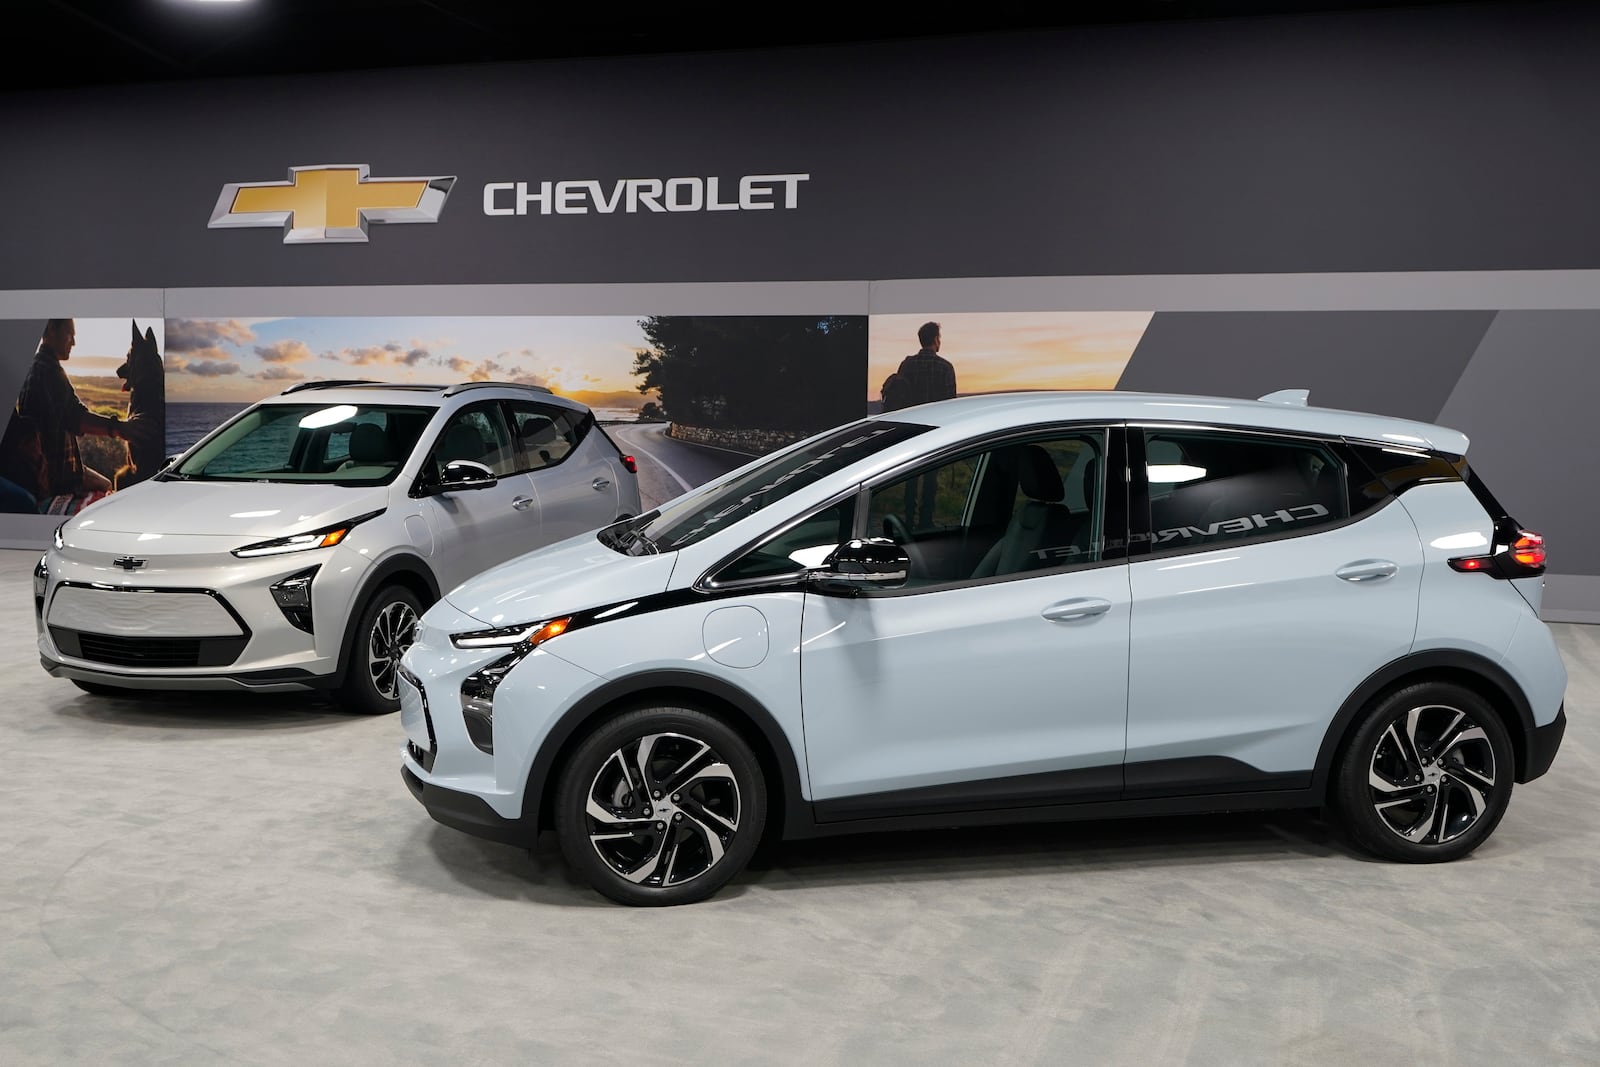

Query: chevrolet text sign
left=482, top=173, right=810, bottom=216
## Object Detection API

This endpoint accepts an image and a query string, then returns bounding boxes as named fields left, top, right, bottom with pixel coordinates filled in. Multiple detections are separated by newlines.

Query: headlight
left=231, top=510, right=383, bottom=558
left=450, top=616, right=571, bottom=649
left=52, top=523, right=64, bottom=550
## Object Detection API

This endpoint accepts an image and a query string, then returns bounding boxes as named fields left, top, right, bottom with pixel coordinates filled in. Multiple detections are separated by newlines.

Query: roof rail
left=279, top=379, right=382, bottom=395
left=441, top=381, right=554, bottom=397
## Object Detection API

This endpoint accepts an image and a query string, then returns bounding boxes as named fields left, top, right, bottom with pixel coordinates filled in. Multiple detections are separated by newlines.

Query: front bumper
left=1521, top=703, right=1566, bottom=783
left=41, top=654, right=333, bottom=693
left=37, top=540, right=368, bottom=685
left=403, top=765, right=535, bottom=847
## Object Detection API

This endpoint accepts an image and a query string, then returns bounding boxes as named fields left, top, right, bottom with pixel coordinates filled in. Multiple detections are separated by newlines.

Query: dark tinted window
left=1144, top=430, right=1348, bottom=550
left=869, top=431, right=1106, bottom=586
left=506, top=401, right=589, bottom=472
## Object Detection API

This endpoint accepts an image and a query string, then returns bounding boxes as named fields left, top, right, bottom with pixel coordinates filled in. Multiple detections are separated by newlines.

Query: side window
left=1143, top=430, right=1349, bottom=550
left=428, top=404, right=516, bottom=478
left=506, top=401, right=587, bottom=472
left=868, top=431, right=1107, bottom=586
left=713, top=499, right=856, bottom=585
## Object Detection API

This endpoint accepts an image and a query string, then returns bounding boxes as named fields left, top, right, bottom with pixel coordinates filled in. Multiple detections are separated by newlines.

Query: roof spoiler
left=1257, top=388, right=1309, bottom=406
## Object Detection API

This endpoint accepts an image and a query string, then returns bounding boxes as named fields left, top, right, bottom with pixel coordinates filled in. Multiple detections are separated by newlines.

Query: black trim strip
left=1311, top=648, right=1539, bottom=789
left=815, top=765, right=1122, bottom=823
left=813, top=755, right=1308, bottom=823
left=519, top=669, right=811, bottom=840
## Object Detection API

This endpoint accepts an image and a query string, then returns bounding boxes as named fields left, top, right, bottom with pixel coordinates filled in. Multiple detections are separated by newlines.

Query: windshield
left=168, top=403, right=435, bottom=485
left=619, top=420, right=931, bottom=553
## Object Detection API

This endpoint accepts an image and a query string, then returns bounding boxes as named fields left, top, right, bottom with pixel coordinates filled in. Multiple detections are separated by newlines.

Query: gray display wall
left=2, top=2, right=1597, bottom=618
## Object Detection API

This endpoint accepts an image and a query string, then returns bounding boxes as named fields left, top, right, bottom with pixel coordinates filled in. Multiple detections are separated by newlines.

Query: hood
left=66, top=479, right=391, bottom=539
left=443, top=531, right=678, bottom=626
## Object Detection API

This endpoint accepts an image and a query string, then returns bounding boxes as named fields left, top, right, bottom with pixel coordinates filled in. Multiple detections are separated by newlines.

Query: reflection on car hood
left=443, top=531, right=677, bottom=625
left=64, top=480, right=390, bottom=538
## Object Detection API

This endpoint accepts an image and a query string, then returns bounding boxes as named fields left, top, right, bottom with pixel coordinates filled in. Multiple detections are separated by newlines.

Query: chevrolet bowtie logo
left=209, top=164, right=456, bottom=243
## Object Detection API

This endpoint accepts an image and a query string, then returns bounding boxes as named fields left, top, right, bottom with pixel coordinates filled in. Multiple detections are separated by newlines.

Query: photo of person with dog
left=0, top=318, right=166, bottom=515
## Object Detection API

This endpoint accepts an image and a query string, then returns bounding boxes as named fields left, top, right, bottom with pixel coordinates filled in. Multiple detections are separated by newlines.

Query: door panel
left=423, top=472, right=540, bottom=591
left=533, top=437, right=618, bottom=543
left=1126, top=499, right=1422, bottom=775
left=799, top=566, right=1132, bottom=805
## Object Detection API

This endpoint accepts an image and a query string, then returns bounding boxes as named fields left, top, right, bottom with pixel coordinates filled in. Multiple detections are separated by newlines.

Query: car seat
left=338, top=422, right=394, bottom=471
left=970, top=445, right=1084, bottom=577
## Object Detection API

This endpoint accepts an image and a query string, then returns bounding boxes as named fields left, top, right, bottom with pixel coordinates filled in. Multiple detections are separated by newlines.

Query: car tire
left=1335, top=681, right=1515, bottom=863
left=334, top=584, right=424, bottom=716
left=554, top=704, right=767, bottom=906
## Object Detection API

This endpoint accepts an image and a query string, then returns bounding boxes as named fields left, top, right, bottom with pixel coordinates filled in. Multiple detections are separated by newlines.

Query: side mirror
left=810, top=537, right=910, bottom=592
left=431, top=459, right=497, bottom=495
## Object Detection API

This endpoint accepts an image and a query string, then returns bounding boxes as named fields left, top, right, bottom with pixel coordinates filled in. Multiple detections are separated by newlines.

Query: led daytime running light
left=451, top=616, right=570, bottom=650
left=231, top=510, right=380, bottom=558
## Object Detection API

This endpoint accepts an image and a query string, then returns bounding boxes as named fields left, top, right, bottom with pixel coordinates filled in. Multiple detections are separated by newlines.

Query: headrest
left=1017, top=444, right=1065, bottom=503
left=440, top=423, right=486, bottom=463
left=348, top=422, right=390, bottom=464
left=520, top=418, right=559, bottom=445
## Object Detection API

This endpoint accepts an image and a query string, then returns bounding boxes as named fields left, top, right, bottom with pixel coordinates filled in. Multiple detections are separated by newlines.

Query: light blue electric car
left=400, top=390, right=1567, bottom=905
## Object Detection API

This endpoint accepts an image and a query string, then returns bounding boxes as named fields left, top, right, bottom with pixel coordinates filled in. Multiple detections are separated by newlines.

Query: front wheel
left=554, top=705, right=767, bottom=906
left=1335, top=681, right=1515, bottom=862
left=335, top=585, right=423, bottom=716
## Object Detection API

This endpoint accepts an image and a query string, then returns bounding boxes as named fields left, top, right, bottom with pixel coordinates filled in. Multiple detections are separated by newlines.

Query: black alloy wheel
left=336, top=584, right=423, bottom=715
left=1336, top=681, right=1514, bottom=862
left=554, top=705, right=766, bottom=906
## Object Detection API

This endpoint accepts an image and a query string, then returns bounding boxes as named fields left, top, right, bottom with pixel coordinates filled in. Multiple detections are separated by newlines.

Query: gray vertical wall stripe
left=1115, top=311, right=1497, bottom=422
left=1435, top=311, right=1600, bottom=580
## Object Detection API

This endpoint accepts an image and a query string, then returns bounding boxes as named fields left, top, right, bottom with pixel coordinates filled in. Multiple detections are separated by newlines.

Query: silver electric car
left=36, top=380, right=642, bottom=713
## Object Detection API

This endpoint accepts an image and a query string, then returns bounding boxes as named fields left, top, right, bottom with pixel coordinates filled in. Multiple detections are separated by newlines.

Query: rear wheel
left=554, top=705, right=766, bottom=906
left=335, top=585, right=423, bottom=715
left=1335, top=681, right=1514, bottom=862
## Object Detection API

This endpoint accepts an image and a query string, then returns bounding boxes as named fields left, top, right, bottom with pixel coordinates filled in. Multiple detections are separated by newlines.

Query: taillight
left=1510, top=530, right=1545, bottom=567
left=1448, top=528, right=1545, bottom=577
left=621, top=455, right=637, bottom=474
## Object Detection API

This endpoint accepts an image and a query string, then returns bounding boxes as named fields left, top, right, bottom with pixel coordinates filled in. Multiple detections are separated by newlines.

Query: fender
left=521, top=668, right=811, bottom=840
left=334, top=553, right=442, bottom=684
left=1312, top=649, right=1537, bottom=792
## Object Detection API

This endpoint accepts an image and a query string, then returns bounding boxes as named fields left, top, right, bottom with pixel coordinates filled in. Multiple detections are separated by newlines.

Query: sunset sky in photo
left=156, top=315, right=660, bottom=413
left=868, top=311, right=1154, bottom=401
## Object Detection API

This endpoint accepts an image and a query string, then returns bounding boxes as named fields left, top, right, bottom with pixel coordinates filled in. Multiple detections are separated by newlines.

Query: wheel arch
left=1315, top=649, right=1537, bottom=799
left=524, top=670, right=810, bottom=846
left=334, top=553, right=441, bottom=684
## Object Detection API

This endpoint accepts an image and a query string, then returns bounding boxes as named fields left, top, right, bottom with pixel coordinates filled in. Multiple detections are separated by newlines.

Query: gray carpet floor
left=1, top=548, right=1595, bottom=1065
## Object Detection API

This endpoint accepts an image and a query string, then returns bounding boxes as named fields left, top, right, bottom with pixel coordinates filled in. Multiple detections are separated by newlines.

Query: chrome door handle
left=592, top=478, right=611, bottom=491
left=511, top=496, right=534, bottom=512
left=1041, top=597, right=1112, bottom=622
left=1336, top=559, right=1398, bottom=582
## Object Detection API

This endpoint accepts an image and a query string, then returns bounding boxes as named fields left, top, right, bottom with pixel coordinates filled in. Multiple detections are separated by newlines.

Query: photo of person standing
left=880, top=320, right=957, bottom=412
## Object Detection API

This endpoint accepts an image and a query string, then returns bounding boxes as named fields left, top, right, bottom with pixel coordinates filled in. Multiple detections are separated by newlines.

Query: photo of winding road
left=160, top=313, right=868, bottom=513
left=604, top=421, right=748, bottom=511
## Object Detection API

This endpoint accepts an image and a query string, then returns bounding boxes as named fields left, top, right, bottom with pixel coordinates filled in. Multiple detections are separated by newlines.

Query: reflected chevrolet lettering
left=400, top=389, right=1567, bottom=906
left=482, top=173, right=810, bottom=215
left=1154, top=502, right=1330, bottom=542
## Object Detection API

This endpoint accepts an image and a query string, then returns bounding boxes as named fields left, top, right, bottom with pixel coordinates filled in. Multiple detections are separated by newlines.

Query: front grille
left=51, top=628, right=248, bottom=669
left=407, top=740, right=436, bottom=772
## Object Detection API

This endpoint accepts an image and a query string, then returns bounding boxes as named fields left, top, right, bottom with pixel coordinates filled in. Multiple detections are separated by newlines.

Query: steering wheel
left=880, top=515, right=926, bottom=580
